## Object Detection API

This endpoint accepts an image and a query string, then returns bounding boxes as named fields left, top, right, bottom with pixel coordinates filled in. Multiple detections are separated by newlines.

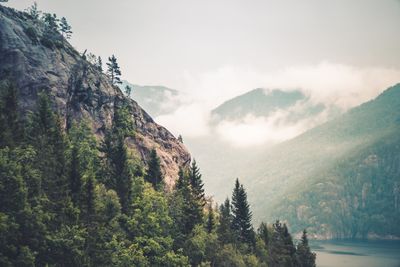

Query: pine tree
left=188, top=159, right=205, bottom=207
left=113, top=134, right=133, bottom=214
left=97, top=56, right=103, bottom=72
left=217, top=198, right=235, bottom=244
left=112, top=103, right=134, bottom=138
left=231, top=178, right=255, bottom=246
left=83, top=172, right=95, bottom=225
left=125, top=85, right=132, bottom=96
left=177, top=135, right=183, bottom=143
left=171, top=166, right=203, bottom=248
left=0, top=80, right=22, bottom=148
left=67, top=121, right=99, bottom=209
left=283, top=223, right=296, bottom=262
left=28, top=93, right=69, bottom=225
left=68, top=144, right=81, bottom=207
left=206, top=203, right=215, bottom=233
left=145, top=148, right=164, bottom=190
left=43, top=13, right=59, bottom=32
left=27, top=2, right=41, bottom=20
left=42, top=13, right=61, bottom=48
left=296, top=229, right=316, bottom=267
left=107, top=55, right=122, bottom=85
left=100, top=127, right=133, bottom=214
left=269, top=220, right=297, bottom=267
left=175, top=167, right=186, bottom=190
left=59, top=17, right=72, bottom=40
left=257, top=222, right=269, bottom=246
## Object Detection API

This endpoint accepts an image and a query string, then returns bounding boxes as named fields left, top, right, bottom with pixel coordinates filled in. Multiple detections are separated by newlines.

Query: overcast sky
left=5, top=0, right=400, bottom=90
left=5, top=0, right=400, bottom=144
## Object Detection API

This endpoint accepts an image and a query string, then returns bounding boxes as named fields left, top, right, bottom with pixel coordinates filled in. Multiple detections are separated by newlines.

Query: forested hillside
left=0, top=76, right=315, bottom=267
left=275, top=130, right=400, bottom=239
left=244, top=84, right=400, bottom=239
left=0, top=4, right=189, bottom=187
left=0, top=4, right=316, bottom=267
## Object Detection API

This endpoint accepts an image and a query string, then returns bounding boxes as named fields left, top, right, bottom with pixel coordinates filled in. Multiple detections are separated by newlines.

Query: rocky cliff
left=0, top=5, right=191, bottom=187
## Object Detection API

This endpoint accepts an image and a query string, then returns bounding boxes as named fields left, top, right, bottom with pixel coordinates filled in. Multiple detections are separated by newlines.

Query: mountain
left=0, top=5, right=190, bottom=187
left=119, top=81, right=183, bottom=117
left=185, top=88, right=338, bottom=203
left=0, top=6, right=311, bottom=267
left=211, top=88, right=326, bottom=122
left=240, top=84, right=400, bottom=238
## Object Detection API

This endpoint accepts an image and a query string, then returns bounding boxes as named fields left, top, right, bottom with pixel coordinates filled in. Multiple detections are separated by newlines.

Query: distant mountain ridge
left=242, top=83, right=400, bottom=238
left=211, top=88, right=326, bottom=122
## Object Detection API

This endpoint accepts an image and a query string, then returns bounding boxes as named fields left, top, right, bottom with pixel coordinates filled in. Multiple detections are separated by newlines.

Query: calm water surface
left=311, top=240, right=400, bottom=267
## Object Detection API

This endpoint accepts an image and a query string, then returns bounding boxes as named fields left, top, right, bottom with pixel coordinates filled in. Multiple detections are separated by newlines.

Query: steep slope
left=243, top=84, right=400, bottom=238
left=0, top=6, right=190, bottom=187
left=119, top=81, right=183, bottom=117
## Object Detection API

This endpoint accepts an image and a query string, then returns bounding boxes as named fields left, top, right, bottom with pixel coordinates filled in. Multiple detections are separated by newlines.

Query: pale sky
left=5, top=0, right=400, bottom=91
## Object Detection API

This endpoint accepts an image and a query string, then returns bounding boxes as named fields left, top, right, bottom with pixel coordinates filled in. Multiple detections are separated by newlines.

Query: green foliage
left=124, top=85, right=132, bottom=96
left=217, top=198, right=235, bottom=244
left=274, top=129, right=400, bottom=238
left=107, top=55, right=122, bottom=85
left=145, top=148, right=164, bottom=190
left=108, top=237, right=148, bottom=266
left=112, top=103, right=135, bottom=138
left=26, top=2, right=41, bottom=20
left=296, top=230, right=316, bottom=267
left=41, top=13, right=62, bottom=48
left=24, top=26, right=38, bottom=44
left=47, top=225, right=87, bottom=266
left=0, top=81, right=303, bottom=266
left=206, top=203, right=216, bottom=234
left=59, top=17, right=72, bottom=40
left=97, top=56, right=103, bottom=72
left=269, top=220, right=297, bottom=267
left=0, top=80, right=23, bottom=148
left=214, top=244, right=247, bottom=267
left=231, top=179, right=255, bottom=246
left=188, top=159, right=206, bottom=207
left=169, top=165, right=207, bottom=252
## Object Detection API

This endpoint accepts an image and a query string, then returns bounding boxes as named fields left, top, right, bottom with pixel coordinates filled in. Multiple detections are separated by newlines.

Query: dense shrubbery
left=0, top=80, right=316, bottom=266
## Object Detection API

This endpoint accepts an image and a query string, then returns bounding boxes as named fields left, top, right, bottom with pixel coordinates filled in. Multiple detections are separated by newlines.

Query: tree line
left=0, top=79, right=316, bottom=266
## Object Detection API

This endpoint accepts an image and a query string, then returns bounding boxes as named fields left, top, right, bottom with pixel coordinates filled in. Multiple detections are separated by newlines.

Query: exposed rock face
left=0, top=5, right=191, bottom=188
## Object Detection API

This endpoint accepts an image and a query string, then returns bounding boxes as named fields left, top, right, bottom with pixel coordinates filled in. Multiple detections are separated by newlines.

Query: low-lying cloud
left=155, top=62, right=400, bottom=147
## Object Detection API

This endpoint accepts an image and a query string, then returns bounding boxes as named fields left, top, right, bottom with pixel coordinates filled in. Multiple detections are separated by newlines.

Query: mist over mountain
left=1, top=1, right=400, bottom=266
left=211, top=88, right=324, bottom=122
left=132, top=78, right=400, bottom=239
left=240, top=84, right=400, bottom=238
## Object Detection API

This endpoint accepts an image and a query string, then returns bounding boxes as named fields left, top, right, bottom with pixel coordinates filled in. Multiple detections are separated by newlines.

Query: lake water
left=311, top=240, right=400, bottom=267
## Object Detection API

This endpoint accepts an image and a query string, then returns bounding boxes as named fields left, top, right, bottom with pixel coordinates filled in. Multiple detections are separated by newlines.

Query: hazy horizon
left=6, top=0, right=400, bottom=146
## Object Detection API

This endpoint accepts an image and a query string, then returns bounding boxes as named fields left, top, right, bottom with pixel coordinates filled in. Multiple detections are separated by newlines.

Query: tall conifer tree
left=231, top=178, right=255, bottom=246
left=145, top=149, right=163, bottom=190
left=188, top=160, right=205, bottom=207
left=296, top=229, right=316, bottom=267
left=106, top=55, right=122, bottom=85
left=217, top=198, right=235, bottom=244
left=206, top=203, right=215, bottom=234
